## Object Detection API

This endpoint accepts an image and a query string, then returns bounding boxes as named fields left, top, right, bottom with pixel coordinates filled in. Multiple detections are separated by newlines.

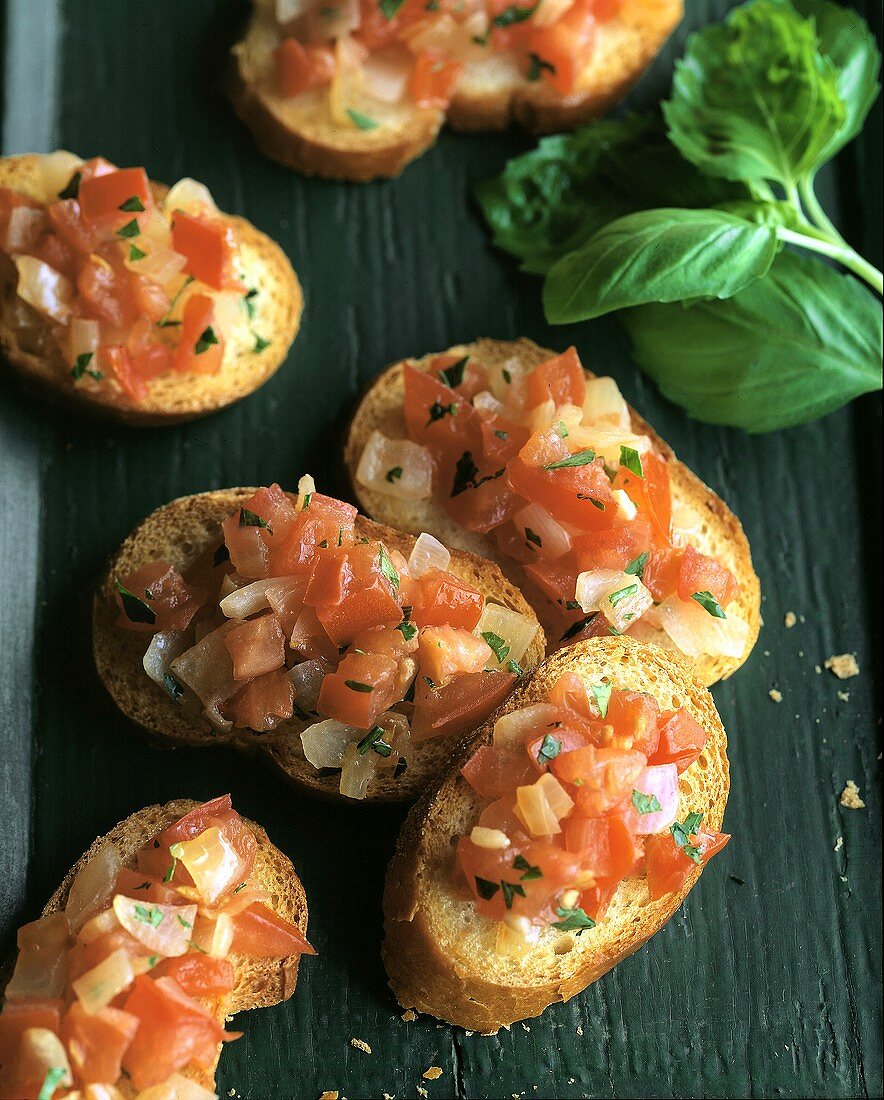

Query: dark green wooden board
left=0, top=0, right=880, bottom=1096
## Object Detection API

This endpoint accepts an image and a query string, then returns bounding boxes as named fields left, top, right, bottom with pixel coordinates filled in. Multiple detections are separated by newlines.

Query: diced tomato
left=78, top=257, right=137, bottom=328
left=47, top=199, right=104, bottom=254
left=33, top=230, right=79, bottom=279
left=526, top=720, right=591, bottom=773
left=228, top=668, right=294, bottom=732
left=551, top=745, right=646, bottom=816
left=313, top=543, right=403, bottom=646
left=68, top=927, right=146, bottom=983
left=0, top=187, right=44, bottom=252
left=430, top=353, right=487, bottom=398
left=115, top=560, right=207, bottom=633
left=642, top=544, right=683, bottom=602
left=418, top=625, right=492, bottom=685
left=221, top=485, right=297, bottom=580
left=114, top=868, right=188, bottom=907
left=441, top=453, right=522, bottom=534
left=415, top=568, right=484, bottom=630
left=562, top=812, right=639, bottom=879
left=317, top=650, right=399, bottom=728
left=579, top=877, right=619, bottom=922
left=355, top=0, right=427, bottom=48
left=78, top=167, right=152, bottom=224
left=403, top=364, right=481, bottom=451
left=102, top=343, right=147, bottom=402
left=611, top=451, right=671, bottom=543
left=548, top=672, right=593, bottom=720
left=605, top=690, right=660, bottom=755
left=173, top=292, right=224, bottom=375
left=456, top=835, right=583, bottom=922
left=122, top=975, right=238, bottom=1090
left=61, top=1002, right=139, bottom=1085
left=354, top=622, right=417, bottom=660
left=274, top=37, right=336, bottom=97
left=677, top=543, right=739, bottom=609
left=411, top=669, right=516, bottom=742
left=479, top=412, right=530, bottom=464
left=461, top=744, right=534, bottom=799
left=152, top=954, right=235, bottom=998
left=171, top=211, right=241, bottom=291
left=527, top=0, right=597, bottom=95
left=571, top=515, right=653, bottom=573
left=224, top=614, right=286, bottom=680
left=523, top=559, right=579, bottom=609
left=645, top=829, right=729, bottom=900
left=230, top=902, right=314, bottom=958
left=130, top=273, right=170, bottom=323
left=650, top=710, right=708, bottom=773
left=525, top=347, right=586, bottom=409
left=0, top=1000, right=63, bottom=1065
left=410, top=52, right=463, bottom=108
left=509, top=439, right=615, bottom=531
left=289, top=606, right=339, bottom=662
left=269, top=493, right=357, bottom=575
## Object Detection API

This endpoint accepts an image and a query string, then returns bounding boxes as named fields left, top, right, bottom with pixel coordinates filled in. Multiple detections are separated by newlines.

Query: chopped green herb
left=70, top=351, right=103, bottom=383
left=494, top=429, right=509, bottom=440
left=119, top=195, right=145, bottom=212
left=481, top=630, right=510, bottom=663
left=608, top=583, right=638, bottom=607
left=502, top=368, right=512, bottom=384
left=492, top=3, right=536, bottom=26
left=450, top=451, right=505, bottom=497
left=347, top=107, right=380, bottom=130
left=195, top=325, right=219, bottom=354
left=438, top=355, right=469, bottom=389
left=344, top=680, right=374, bottom=693
left=579, top=495, right=606, bottom=510
left=129, top=242, right=147, bottom=261
left=526, top=52, right=556, bottom=81
left=671, top=812, right=704, bottom=863
left=506, top=658, right=523, bottom=675
left=380, top=0, right=405, bottom=14
left=544, top=449, right=596, bottom=470
left=427, top=400, right=458, bottom=426
left=536, top=732, right=562, bottom=767
left=560, top=614, right=596, bottom=643
left=554, top=419, right=570, bottom=438
left=377, top=544, right=400, bottom=593
left=156, top=274, right=194, bottom=328
left=591, top=680, right=612, bottom=718
left=513, top=854, right=543, bottom=881
left=163, top=856, right=177, bottom=883
left=38, top=1067, right=67, bottom=1100
left=396, top=619, right=418, bottom=642
left=632, top=789, right=663, bottom=815
left=386, top=466, right=403, bottom=483
left=619, top=445, right=644, bottom=477
left=58, top=170, right=81, bottom=200
left=254, top=334, right=271, bottom=353
left=148, top=955, right=159, bottom=967
left=501, top=880, right=527, bottom=908
left=425, top=0, right=439, bottom=8
left=525, top=527, right=542, bottom=548
left=239, top=507, right=272, bottom=534
left=691, top=590, right=727, bottom=618
left=565, top=599, right=582, bottom=611
left=475, top=876, right=500, bottom=900
left=624, top=551, right=649, bottom=578
left=357, top=725, right=393, bottom=757
left=176, top=914, right=192, bottom=929
left=244, top=287, right=259, bottom=319
left=115, top=579, right=156, bottom=626
left=117, top=218, right=141, bottom=238
left=213, top=543, right=230, bottom=567
left=394, top=757, right=409, bottom=777
left=133, top=904, right=163, bottom=927
left=552, top=906, right=596, bottom=933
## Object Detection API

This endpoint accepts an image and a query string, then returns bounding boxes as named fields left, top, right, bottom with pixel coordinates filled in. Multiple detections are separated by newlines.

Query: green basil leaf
left=544, top=209, right=779, bottom=323
left=624, top=249, right=882, bottom=431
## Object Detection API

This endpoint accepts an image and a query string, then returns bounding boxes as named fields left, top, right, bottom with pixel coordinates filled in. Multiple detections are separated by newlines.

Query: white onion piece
left=475, top=602, right=540, bottom=669
left=357, top=430, right=433, bottom=501
left=472, top=389, right=507, bottom=420
left=567, top=426, right=652, bottom=466
left=373, top=710, right=411, bottom=770
left=113, top=895, right=197, bottom=957
left=513, top=502, right=571, bottom=561
left=582, top=376, right=631, bottom=428
left=143, top=630, right=189, bottom=689
left=301, top=717, right=361, bottom=768
left=68, top=317, right=100, bottom=368
left=575, top=569, right=654, bottom=633
left=14, top=256, right=73, bottom=321
left=493, top=703, right=560, bottom=749
left=404, top=12, right=463, bottom=53
left=297, top=473, right=316, bottom=510
left=656, top=595, right=750, bottom=659
left=164, top=177, right=217, bottom=216
left=529, top=397, right=557, bottom=433
left=170, top=625, right=237, bottom=709
left=15, top=1029, right=72, bottom=1093
left=5, top=911, right=70, bottom=1000
left=275, top=0, right=317, bottom=24
left=488, top=356, right=525, bottom=407
left=290, top=659, right=326, bottom=713
left=330, top=36, right=365, bottom=126
left=407, top=531, right=450, bottom=578
left=37, top=150, right=84, bottom=201
left=127, top=245, right=188, bottom=288
left=219, top=577, right=281, bottom=619
left=169, top=827, right=241, bottom=905
left=339, top=741, right=378, bottom=799
left=72, top=947, right=135, bottom=1015
left=65, top=843, right=122, bottom=932
left=211, top=290, right=245, bottom=340
left=632, top=764, right=679, bottom=834
left=612, top=489, right=638, bottom=522
left=670, top=499, right=707, bottom=548
left=4, top=206, right=45, bottom=252
left=361, top=48, right=410, bottom=103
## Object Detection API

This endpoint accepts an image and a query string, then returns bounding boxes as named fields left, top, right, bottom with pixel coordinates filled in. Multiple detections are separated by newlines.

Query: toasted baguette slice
left=230, top=0, right=683, bottom=181
left=383, top=636, right=728, bottom=1032
left=94, top=488, right=545, bottom=803
left=0, top=153, right=303, bottom=425
left=344, top=337, right=762, bottom=686
left=39, top=798, right=309, bottom=1095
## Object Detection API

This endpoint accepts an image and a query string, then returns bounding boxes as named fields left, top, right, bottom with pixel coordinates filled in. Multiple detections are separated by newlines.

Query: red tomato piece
left=355, top=0, right=427, bottom=47
left=456, top=835, right=583, bottom=922
left=78, top=258, right=137, bottom=328
left=402, top=364, right=480, bottom=451
left=122, top=976, right=238, bottom=1090
left=68, top=927, right=146, bottom=983
left=230, top=902, right=314, bottom=958
left=47, top=199, right=104, bottom=255
left=525, top=347, right=586, bottom=409
left=562, top=812, right=639, bottom=879
left=410, top=52, right=464, bottom=108
left=61, top=1002, right=139, bottom=1086
left=677, top=543, right=739, bottom=608
left=115, top=560, right=207, bottom=633
left=460, top=744, right=534, bottom=799
left=78, top=167, right=152, bottom=223
left=441, top=453, right=522, bottom=534
left=571, top=515, right=653, bottom=573
left=547, top=672, right=593, bottom=720
left=479, top=412, right=530, bottom=464
left=526, top=0, right=597, bottom=95
left=102, top=344, right=147, bottom=402
left=317, top=650, right=399, bottom=728
left=415, top=568, right=485, bottom=630
left=114, top=867, right=188, bottom=907
left=314, top=544, right=403, bottom=646
left=171, top=211, right=240, bottom=291
left=551, top=745, right=646, bottom=816
left=173, top=293, right=224, bottom=375
left=269, top=493, right=357, bottom=575
left=152, top=953, right=236, bottom=998
left=606, top=689, right=660, bottom=755
left=611, top=451, right=671, bottom=542
left=221, top=485, right=297, bottom=580
left=418, top=625, right=492, bottom=686
left=34, top=230, right=79, bottom=279
left=130, top=273, right=171, bottom=323
left=650, top=709, right=708, bottom=773
left=228, top=668, right=295, bottom=732
left=645, top=829, right=729, bottom=900
left=509, top=444, right=615, bottom=532
left=579, top=877, right=619, bottom=922
left=0, top=1000, right=63, bottom=1065
left=224, top=614, right=287, bottom=680
left=411, top=669, right=516, bottom=742
left=274, top=38, right=335, bottom=97
left=642, top=545, right=683, bottom=602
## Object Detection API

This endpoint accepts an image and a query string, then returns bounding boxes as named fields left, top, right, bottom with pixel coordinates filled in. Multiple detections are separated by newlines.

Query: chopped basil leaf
left=536, top=732, right=562, bottom=767
left=502, top=368, right=512, bottom=384
left=254, top=334, right=271, bottom=353
left=119, top=195, right=145, bottom=212
left=608, top=583, right=638, bottom=607
left=70, top=351, right=103, bottom=383
left=195, top=326, right=219, bottom=354
left=133, top=904, right=163, bottom=927
left=344, top=680, right=374, bottom=693
left=475, top=876, right=500, bottom=900
left=591, top=681, right=612, bottom=718
left=624, top=551, right=649, bottom=579
left=450, top=451, right=505, bottom=498
left=525, top=527, right=542, bottom=548
left=427, top=400, right=458, bottom=426
left=176, top=914, right=192, bottom=929
left=396, top=619, right=418, bottom=641
left=691, top=590, right=727, bottom=618
left=213, top=543, right=230, bottom=567
left=552, top=906, right=596, bottom=933
left=578, top=494, right=606, bottom=510
left=38, top=1067, right=67, bottom=1100
left=560, top=614, right=596, bottom=643
left=377, top=544, right=400, bottom=593
left=684, top=810, right=703, bottom=832
left=671, top=812, right=704, bottom=863
left=386, top=466, right=403, bottom=483
left=438, top=355, right=469, bottom=389
left=526, top=52, right=556, bottom=81
left=163, top=856, right=177, bottom=883
left=492, top=3, right=536, bottom=26
left=129, top=243, right=147, bottom=261
left=506, top=658, right=523, bottom=675
left=380, top=0, right=405, bottom=15
left=513, top=854, right=543, bottom=881
left=394, top=757, right=408, bottom=777
left=619, top=446, right=644, bottom=478
left=494, top=429, right=509, bottom=440
left=730, top=874, right=746, bottom=886
left=115, top=579, right=156, bottom=625
left=481, top=630, right=510, bottom=663
left=358, top=725, right=392, bottom=757
left=239, top=507, right=272, bottom=534
left=347, top=107, right=379, bottom=130
left=117, top=218, right=141, bottom=238
left=544, top=449, right=596, bottom=470
left=244, top=287, right=259, bottom=319
left=425, top=0, right=439, bottom=8
left=564, top=599, right=582, bottom=611
left=501, top=880, right=526, bottom=908
left=148, top=954, right=159, bottom=967
left=554, top=419, right=569, bottom=438
left=156, top=274, right=194, bottom=327
left=58, top=170, right=81, bottom=200
left=632, top=789, right=663, bottom=815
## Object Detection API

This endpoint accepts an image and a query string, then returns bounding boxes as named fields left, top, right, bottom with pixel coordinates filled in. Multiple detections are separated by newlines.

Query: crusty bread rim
left=382, top=636, right=729, bottom=1033
left=344, top=337, right=762, bottom=687
left=93, top=488, right=545, bottom=805
left=229, top=0, right=684, bottom=181
left=0, top=153, right=303, bottom=425
left=36, top=798, right=309, bottom=1095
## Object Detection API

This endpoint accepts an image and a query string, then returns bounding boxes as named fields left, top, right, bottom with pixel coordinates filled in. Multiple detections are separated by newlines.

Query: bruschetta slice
left=0, top=796, right=312, bottom=1099
left=94, top=480, right=544, bottom=803
left=230, top=0, right=684, bottom=181
left=0, top=151, right=302, bottom=425
left=345, top=338, right=761, bottom=686
left=383, top=636, right=729, bottom=1031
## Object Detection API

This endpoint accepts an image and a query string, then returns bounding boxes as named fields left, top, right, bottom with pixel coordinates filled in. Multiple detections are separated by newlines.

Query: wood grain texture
left=0, top=0, right=880, bottom=1097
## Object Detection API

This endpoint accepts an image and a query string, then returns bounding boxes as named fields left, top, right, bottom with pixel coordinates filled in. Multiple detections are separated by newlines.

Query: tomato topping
left=403, top=364, right=480, bottom=451
left=604, top=690, right=660, bottom=755
left=418, top=625, right=492, bottom=685
left=61, top=1002, right=139, bottom=1085
left=313, top=543, right=403, bottom=646
left=173, top=293, right=224, bottom=375
left=415, top=568, right=485, bottom=630
left=461, top=743, right=534, bottom=799
left=102, top=344, right=148, bottom=403
left=645, top=829, right=730, bottom=900
left=571, top=515, right=654, bottom=573
left=225, top=614, right=287, bottom=679
left=228, top=669, right=295, bottom=732
left=412, top=670, right=516, bottom=742
left=525, top=347, right=586, bottom=409
left=410, top=52, right=464, bottom=109
left=0, top=1001, right=63, bottom=1066
left=650, top=710, right=708, bottom=773
left=551, top=745, right=646, bottom=816
left=78, top=257, right=137, bottom=329
left=677, top=543, right=740, bottom=609
left=47, top=198, right=103, bottom=254
left=563, top=812, right=640, bottom=879
left=78, top=167, right=152, bottom=224
left=230, top=902, right=314, bottom=958
left=317, top=650, right=399, bottom=727
left=274, top=38, right=336, bottom=97
left=508, top=452, right=615, bottom=532
left=171, top=211, right=240, bottom=291
left=526, top=0, right=597, bottom=95
left=115, top=560, right=207, bottom=633
left=152, top=953, right=236, bottom=998
left=113, top=868, right=187, bottom=907
left=611, top=452, right=672, bottom=542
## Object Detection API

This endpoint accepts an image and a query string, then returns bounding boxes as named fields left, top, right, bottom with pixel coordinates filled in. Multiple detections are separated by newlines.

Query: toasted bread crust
left=39, top=798, right=308, bottom=1094
left=344, top=337, right=762, bottom=686
left=0, top=154, right=303, bottom=425
left=382, top=636, right=729, bottom=1032
left=230, top=0, right=683, bottom=180
left=93, top=488, right=545, bottom=804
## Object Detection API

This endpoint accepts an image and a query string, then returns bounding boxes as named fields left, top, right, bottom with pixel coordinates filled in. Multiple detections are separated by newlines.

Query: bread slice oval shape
left=0, top=152, right=302, bottom=425
left=382, top=636, right=729, bottom=1032
left=93, top=487, right=545, bottom=803
left=230, top=0, right=684, bottom=181
left=345, top=336, right=761, bottom=686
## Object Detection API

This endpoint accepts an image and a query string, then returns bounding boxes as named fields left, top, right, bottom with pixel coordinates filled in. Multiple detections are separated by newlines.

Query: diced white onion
left=143, top=630, right=189, bottom=689
left=472, top=390, right=507, bottom=420
left=488, top=356, right=525, bottom=405
left=632, top=764, right=679, bottom=835
left=655, top=595, right=750, bottom=659
left=113, top=895, right=197, bottom=957
left=127, top=245, right=188, bottom=288
left=290, top=659, right=326, bottom=713
left=275, top=0, right=317, bottom=24
left=494, top=913, right=542, bottom=957
left=515, top=773, right=573, bottom=836
left=72, top=947, right=135, bottom=1015
left=68, top=317, right=100, bottom=368
left=297, top=473, right=316, bottom=510
left=211, top=290, right=246, bottom=341
left=169, top=826, right=241, bottom=905
left=567, top=425, right=652, bottom=465
left=191, top=912, right=235, bottom=959
left=493, top=703, right=560, bottom=749
left=78, top=908, right=119, bottom=946
left=301, top=717, right=361, bottom=769
left=219, top=577, right=280, bottom=619
left=4, top=206, right=45, bottom=252
left=670, top=499, right=707, bottom=548
left=407, top=531, right=450, bottom=578
left=330, top=35, right=365, bottom=126
left=37, top=149, right=84, bottom=202
left=475, top=603, right=540, bottom=670
left=403, top=12, right=464, bottom=53
left=65, top=843, right=122, bottom=932
left=164, top=177, right=217, bottom=216
left=357, top=430, right=433, bottom=501
left=170, top=626, right=238, bottom=721
left=529, top=397, right=557, bottom=433
left=361, top=48, right=410, bottom=104
left=5, top=912, right=70, bottom=1000
left=582, top=376, right=631, bottom=428
left=513, top=502, right=571, bottom=561
left=575, top=569, right=654, bottom=633
left=339, top=741, right=378, bottom=800
left=14, top=255, right=73, bottom=321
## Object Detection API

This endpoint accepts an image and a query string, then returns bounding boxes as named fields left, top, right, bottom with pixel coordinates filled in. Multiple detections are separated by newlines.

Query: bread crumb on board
left=837, top=690, right=850, bottom=702
left=319, top=1092, right=339, bottom=1100
left=417, top=1087, right=429, bottom=1098
left=825, top=653, right=859, bottom=679
left=835, top=835, right=843, bottom=851
left=769, top=688, right=783, bottom=703
left=423, top=1067, right=443, bottom=1080
left=840, top=780, right=865, bottom=809
left=784, top=611, right=797, bottom=628
left=401, top=1009, right=417, bottom=1022
left=350, top=1038, right=372, bottom=1054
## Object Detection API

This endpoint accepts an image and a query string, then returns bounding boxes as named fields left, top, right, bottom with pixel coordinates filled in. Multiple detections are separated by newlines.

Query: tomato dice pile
left=361, top=347, right=746, bottom=659
left=0, top=155, right=259, bottom=405
left=0, top=797, right=312, bottom=1099
left=456, top=674, right=729, bottom=946
left=116, top=482, right=535, bottom=798
left=272, top=0, right=620, bottom=118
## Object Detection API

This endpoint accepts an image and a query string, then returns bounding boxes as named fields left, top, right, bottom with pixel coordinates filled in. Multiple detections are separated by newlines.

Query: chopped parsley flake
left=239, top=507, right=272, bottom=534
left=114, top=579, right=156, bottom=626
left=344, top=680, right=374, bottom=693
left=119, top=195, right=145, bottom=212
left=544, top=449, right=596, bottom=470
left=591, top=681, right=612, bottom=718
left=481, top=630, right=510, bottom=663
left=347, top=107, right=379, bottom=130
left=552, top=906, right=596, bottom=933
left=386, top=466, right=403, bottom=483
left=632, top=789, right=663, bottom=815
left=438, top=356, right=468, bottom=389
left=195, top=326, right=219, bottom=354
left=624, top=551, right=649, bottom=579
left=536, top=732, right=562, bottom=767
left=619, top=446, right=644, bottom=478
left=691, top=590, right=727, bottom=618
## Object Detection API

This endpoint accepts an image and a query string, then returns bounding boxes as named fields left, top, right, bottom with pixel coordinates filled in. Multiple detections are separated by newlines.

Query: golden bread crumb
left=840, top=780, right=865, bottom=809
left=825, top=653, right=859, bottom=679
left=320, top=1093, right=339, bottom=1100
left=769, top=689, right=783, bottom=703
left=401, top=1009, right=417, bottom=1022
left=350, top=1038, right=372, bottom=1054
left=784, top=611, right=797, bottom=628
left=423, top=1067, right=443, bottom=1080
